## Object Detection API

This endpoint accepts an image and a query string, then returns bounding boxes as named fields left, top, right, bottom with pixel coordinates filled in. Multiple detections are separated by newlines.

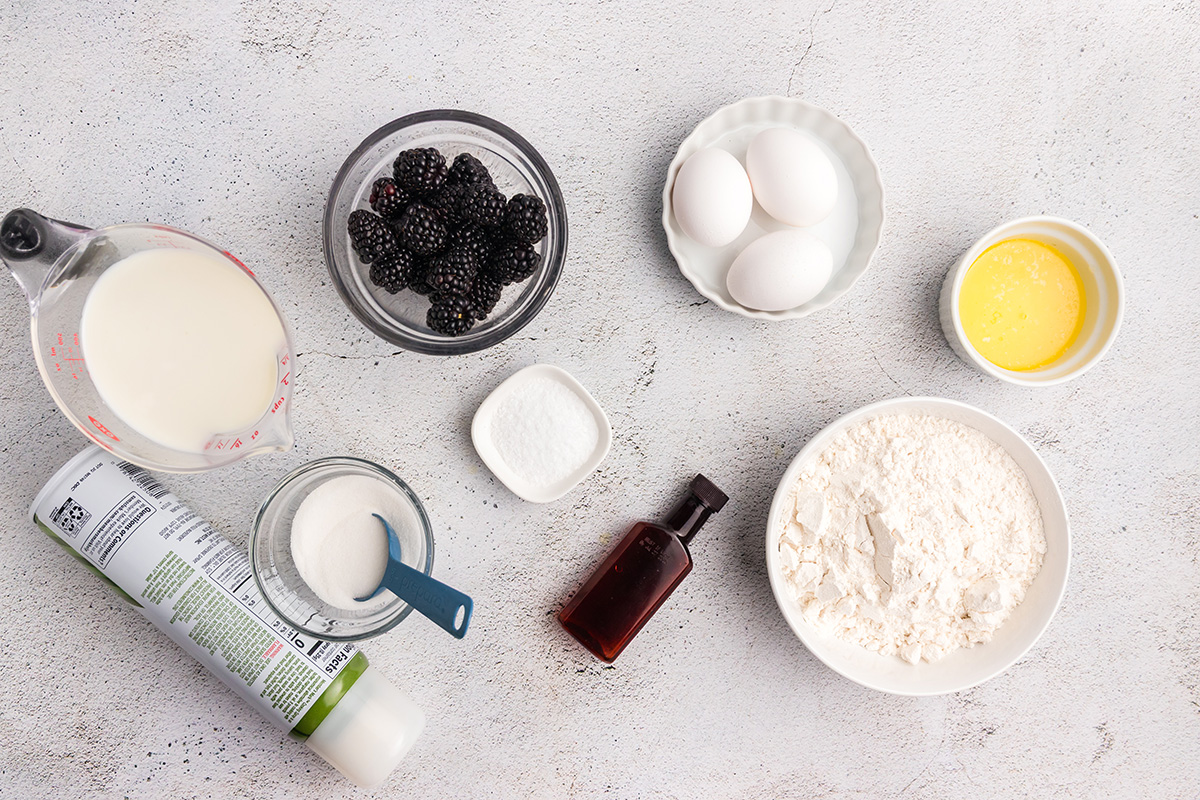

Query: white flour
left=777, top=413, right=1045, bottom=663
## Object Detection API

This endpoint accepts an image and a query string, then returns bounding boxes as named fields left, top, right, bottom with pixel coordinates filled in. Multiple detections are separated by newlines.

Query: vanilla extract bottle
left=559, top=474, right=728, bottom=662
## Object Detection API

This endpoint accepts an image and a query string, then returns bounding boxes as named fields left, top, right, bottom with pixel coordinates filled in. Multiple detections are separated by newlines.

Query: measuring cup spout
left=241, top=396, right=296, bottom=459
left=0, top=208, right=90, bottom=308
left=257, top=415, right=295, bottom=456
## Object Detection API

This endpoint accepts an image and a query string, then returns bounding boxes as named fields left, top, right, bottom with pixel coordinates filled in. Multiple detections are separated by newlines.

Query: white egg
left=726, top=230, right=833, bottom=311
left=671, top=147, right=753, bottom=247
left=745, top=127, right=838, bottom=227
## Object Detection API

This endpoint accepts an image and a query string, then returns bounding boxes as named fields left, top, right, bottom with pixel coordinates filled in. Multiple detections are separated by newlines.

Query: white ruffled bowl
left=662, top=96, right=885, bottom=320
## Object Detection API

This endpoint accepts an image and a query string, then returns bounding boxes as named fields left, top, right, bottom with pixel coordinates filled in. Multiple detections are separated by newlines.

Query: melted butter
left=959, top=238, right=1086, bottom=371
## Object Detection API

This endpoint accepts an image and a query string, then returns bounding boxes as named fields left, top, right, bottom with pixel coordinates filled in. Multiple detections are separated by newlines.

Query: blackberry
left=408, top=260, right=435, bottom=296
left=425, top=248, right=477, bottom=296
left=469, top=273, right=503, bottom=320
left=446, top=152, right=495, bottom=188
left=425, top=182, right=470, bottom=227
left=427, top=293, right=476, bottom=336
left=447, top=223, right=493, bottom=263
left=368, top=249, right=413, bottom=293
left=392, top=147, right=447, bottom=196
left=347, top=209, right=397, bottom=264
left=486, top=239, right=541, bottom=285
left=396, top=203, right=449, bottom=256
left=503, top=194, right=548, bottom=244
left=461, top=183, right=508, bottom=227
left=368, top=177, right=410, bottom=221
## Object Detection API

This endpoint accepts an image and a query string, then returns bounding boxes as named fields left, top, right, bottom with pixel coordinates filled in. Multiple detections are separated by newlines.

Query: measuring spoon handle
left=380, top=558, right=473, bottom=639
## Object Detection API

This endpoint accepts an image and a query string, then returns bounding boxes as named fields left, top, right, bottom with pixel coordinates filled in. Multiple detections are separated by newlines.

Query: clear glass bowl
left=250, top=457, right=434, bottom=641
left=323, top=110, right=568, bottom=355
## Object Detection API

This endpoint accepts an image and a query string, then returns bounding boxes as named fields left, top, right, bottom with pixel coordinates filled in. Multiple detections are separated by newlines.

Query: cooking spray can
left=31, top=446, right=424, bottom=789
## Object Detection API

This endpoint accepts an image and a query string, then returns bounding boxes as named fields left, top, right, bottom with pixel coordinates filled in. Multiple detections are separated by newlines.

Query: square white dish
left=662, top=95, right=885, bottom=320
left=471, top=364, right=612, bottom=503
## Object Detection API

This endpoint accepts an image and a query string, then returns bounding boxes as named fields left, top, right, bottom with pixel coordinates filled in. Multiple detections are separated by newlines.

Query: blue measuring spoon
left=356, top=513, right=473, bottom=639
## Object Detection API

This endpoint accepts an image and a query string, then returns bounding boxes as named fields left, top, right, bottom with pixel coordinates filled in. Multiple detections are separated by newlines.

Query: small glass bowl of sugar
left=250, top=457, right=434, bottom=641
left=472, top=364, right=612, bottom=503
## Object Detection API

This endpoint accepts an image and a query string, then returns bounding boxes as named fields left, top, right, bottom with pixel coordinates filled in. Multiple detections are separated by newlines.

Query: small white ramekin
left=938, top=216, right=1123, bottom=386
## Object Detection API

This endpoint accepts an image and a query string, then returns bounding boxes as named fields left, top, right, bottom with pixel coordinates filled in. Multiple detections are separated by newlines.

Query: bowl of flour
left=765, top=397, right=1070, bottom=695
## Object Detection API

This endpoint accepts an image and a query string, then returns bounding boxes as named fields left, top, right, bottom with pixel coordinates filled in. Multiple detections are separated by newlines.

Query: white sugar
left=491, top=377, right=600, bottom=488
left=290, top=475, right=423, bottom=610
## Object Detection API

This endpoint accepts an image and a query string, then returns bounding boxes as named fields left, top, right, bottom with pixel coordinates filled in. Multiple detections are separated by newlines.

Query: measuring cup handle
left=380, top=559, right=473, bottom=639
left=1, top=209, right=91, bottom=305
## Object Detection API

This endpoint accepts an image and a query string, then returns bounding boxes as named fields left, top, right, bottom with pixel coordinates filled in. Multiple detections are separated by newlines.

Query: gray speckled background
left=1, top=1, right=1198, bottom=797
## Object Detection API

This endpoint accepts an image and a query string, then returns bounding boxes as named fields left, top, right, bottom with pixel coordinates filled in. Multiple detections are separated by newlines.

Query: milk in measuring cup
left=80, top=249, right=286, bottom=453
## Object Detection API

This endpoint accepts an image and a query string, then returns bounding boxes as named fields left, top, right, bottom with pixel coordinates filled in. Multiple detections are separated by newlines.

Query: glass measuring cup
left=0, top=208, right=296, bottom=472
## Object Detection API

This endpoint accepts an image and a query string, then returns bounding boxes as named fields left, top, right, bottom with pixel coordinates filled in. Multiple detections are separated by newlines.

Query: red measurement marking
left=223, top=251, right=255, bottom=277
left=231, top=438, right=243, bottom=449
left=280, top=371, right=290, bottom=387
left=250, top=430, right=260, bottom=441
left=88, top=416, right=120, bottom=441
left=85, top=431, right=117, bottom=453
left=145, top=234, right=180, bottom=249
left=271, top=396, right=285, bottom=413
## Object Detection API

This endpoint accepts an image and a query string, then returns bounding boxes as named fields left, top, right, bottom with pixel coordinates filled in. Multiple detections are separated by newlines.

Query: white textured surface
left=1, top=1, right=1198, bottom=797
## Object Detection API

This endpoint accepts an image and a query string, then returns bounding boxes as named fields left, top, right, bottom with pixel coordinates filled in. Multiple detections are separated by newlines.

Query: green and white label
left=32, top=447, right=358, bottom=734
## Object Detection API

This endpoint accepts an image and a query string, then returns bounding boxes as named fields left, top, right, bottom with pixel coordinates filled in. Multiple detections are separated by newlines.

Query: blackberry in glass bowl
left=324, top=110, right=567, bottom=356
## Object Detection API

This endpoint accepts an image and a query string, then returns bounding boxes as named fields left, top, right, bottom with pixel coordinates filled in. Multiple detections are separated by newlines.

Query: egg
left=671, top=147, right=753, bottom=247
left=726, top=230, right=833, bottom=311
left=745, top=127, right=838, bottom=227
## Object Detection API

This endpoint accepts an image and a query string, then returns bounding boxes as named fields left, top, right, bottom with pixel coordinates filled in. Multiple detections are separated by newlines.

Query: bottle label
left=30, top=446, right=357, bottom=733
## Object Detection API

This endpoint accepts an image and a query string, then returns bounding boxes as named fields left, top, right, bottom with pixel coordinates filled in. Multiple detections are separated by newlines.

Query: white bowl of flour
left=765, top=397, right=1070, bottom=695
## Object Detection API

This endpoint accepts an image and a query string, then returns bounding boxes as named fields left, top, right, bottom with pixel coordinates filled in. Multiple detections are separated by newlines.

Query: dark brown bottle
left=559, top=474, right=728, bottom=662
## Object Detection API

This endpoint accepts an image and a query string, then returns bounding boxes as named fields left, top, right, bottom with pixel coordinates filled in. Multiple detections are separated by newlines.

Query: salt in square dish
left=471, top=364, right=612, bottom=503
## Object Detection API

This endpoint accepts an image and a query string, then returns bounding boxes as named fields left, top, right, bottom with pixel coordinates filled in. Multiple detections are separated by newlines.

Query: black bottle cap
left=690, top=474, right=728, bottom=512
